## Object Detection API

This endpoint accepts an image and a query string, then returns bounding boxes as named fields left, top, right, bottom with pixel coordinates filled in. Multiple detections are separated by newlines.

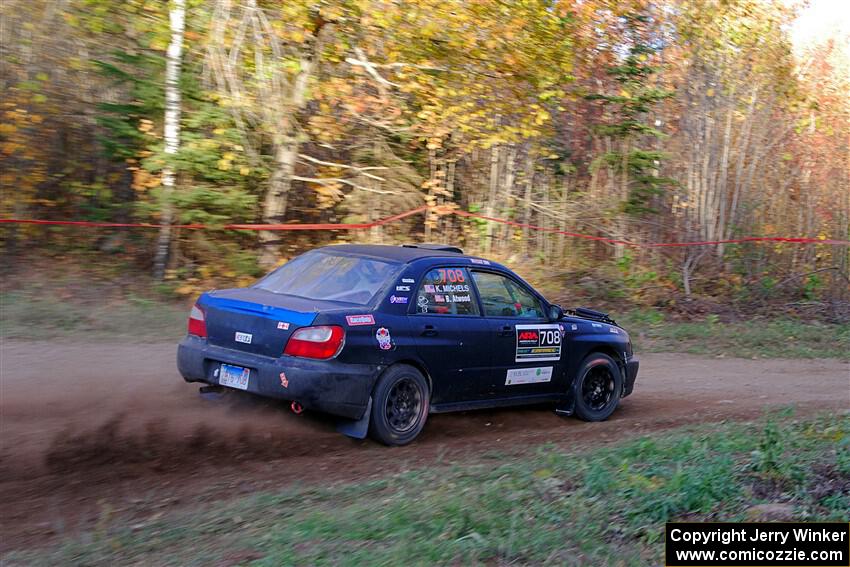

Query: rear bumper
left=177, top=336, right=381, bottom=420
left=622, top=355, right=639, bottom=397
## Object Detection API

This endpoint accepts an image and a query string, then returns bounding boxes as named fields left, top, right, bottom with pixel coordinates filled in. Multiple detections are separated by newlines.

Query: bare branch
left=291, top=175, right=400, bottom=195
left=296, top=153, right=388, bottom=181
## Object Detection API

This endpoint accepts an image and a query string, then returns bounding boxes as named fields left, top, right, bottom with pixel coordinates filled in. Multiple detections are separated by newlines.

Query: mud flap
left=336, top=396, right=372, bottom=439
left=554, top=392, right=575, bottom=417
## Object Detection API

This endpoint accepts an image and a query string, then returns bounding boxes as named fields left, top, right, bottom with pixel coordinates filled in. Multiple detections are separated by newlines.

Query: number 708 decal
left=515, top=324, right=562, bottom=362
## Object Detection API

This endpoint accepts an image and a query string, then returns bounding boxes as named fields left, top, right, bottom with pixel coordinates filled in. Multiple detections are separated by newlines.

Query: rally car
left=177, top=244, right=639, bottom=445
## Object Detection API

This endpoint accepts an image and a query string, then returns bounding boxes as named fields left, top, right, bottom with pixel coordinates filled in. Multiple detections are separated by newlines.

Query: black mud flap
left=554, top=392, right=575, bottom=417
left=336, top=396, right=372, bottom=439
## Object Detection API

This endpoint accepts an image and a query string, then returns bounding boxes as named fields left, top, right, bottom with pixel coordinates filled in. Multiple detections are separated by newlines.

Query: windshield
left=255, top=251, right=399, bottom=305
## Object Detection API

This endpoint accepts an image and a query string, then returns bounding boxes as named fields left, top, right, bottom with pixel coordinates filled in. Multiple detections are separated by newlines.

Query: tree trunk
left=153, top=0, right=186, bottom=280
left=484, top=145, right=501, bottom=254
left=258, top=50, right=315, bottom=267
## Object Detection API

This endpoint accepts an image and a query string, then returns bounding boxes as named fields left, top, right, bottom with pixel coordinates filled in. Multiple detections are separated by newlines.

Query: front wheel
left=573, top=353, right=622, bottom=421
left=369, top=364, right=430, bottom=446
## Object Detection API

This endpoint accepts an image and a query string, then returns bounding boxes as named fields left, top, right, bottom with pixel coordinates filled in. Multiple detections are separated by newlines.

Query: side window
left=471, top=271, right=545, bottom=318
left=415, top=268, right=479, bottom=316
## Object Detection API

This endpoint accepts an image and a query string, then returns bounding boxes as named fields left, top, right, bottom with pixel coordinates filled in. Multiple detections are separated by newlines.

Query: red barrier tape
left=1, top=206, right=848, bottom=247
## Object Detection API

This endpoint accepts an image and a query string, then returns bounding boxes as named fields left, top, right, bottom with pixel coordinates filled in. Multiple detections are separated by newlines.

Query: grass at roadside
left=6, top=413, right=848, bottom=566
left=619, top=310, right=849, bottom=360
left=0, top=290, right=188, bottom=341
left=2, top=288, right=847, bottom=359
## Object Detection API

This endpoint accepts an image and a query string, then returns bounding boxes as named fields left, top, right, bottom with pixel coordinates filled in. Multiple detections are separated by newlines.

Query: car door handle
left=421, top=324, right=438, bottom=337
left=497, top=325, right=513, bottom=337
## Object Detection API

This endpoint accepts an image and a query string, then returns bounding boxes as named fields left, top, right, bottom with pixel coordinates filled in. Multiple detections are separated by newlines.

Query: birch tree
left=153, top=0, right=186, bottom=280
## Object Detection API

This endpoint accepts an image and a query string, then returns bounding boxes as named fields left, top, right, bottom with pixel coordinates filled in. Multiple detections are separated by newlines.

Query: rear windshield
left=255, top=251, right=399, bottom=305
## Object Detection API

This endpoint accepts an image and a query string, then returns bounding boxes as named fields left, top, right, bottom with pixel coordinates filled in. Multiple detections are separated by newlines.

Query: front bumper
left=177, top=336, right=381, bottom=420
left=622, top=355, right=639, bottom=397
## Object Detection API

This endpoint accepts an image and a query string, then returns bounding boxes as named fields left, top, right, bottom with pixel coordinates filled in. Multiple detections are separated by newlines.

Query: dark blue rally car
left=178, top=244, right=639, bottom=445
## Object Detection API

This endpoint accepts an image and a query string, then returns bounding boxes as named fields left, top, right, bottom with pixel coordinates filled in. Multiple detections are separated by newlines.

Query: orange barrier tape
left=1, top=206, right=848, bottom=247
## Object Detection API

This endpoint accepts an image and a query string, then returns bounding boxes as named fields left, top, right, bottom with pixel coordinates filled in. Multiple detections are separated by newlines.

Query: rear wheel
left=573, top=353, right=622, bottom=421
left=369, top=364, right=430, bottom=446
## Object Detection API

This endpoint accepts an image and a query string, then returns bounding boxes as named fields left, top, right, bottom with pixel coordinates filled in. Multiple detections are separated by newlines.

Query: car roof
left=317, top=244, right=479, bottom=263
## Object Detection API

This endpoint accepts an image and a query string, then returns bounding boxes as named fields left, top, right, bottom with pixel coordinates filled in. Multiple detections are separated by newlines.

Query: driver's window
left=471, top=271, right=544, bottom=318
left=415, top=268, right=479, bottom=315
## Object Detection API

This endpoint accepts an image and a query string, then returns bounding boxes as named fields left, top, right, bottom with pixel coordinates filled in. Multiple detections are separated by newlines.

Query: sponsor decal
left=345, top=314, right=375, bottom=326
left=417, top=295, right=429, bottom=313
left=375, top=327, right=393, bottom=350
left=395, top=285, right=411, bottom=292
left=435, top=294, right=445, bottom=302
left=389, top=295, right=409, bottom=304
left=571, top=323, right=578, bottom=331
left=277, top=321, right=290, bottom=330
left=424, top=284, right=436, bottom=293
left=609, top=326, right=619, bottom=333
left=279, top=371, right=289, bottom=388
left=469, top=258, right=491, bottom=265
left=514, top=324, right=562, bottom=362
left=591, top=323, right=603, bottom=328
left=505, top=366, right=553, bottom=386
left=401, top=278, right=415, bottom=284
left=234, top=331, right=252, bottom=344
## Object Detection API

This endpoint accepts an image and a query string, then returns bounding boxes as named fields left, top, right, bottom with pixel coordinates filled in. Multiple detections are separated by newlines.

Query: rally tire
left=573, top=353, right=622, bottom=422
left=369, top=364, right=430, bottom=446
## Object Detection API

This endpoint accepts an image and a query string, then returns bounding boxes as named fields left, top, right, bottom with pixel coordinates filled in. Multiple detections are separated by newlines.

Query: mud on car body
left=177, top=244, right=639, bottom=445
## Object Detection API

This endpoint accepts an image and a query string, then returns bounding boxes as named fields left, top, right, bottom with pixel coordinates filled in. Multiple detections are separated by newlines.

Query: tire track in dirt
left=1, top=341, right=847, bottom=551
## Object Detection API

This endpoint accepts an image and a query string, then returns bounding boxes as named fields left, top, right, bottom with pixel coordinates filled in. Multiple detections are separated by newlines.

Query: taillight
left=284, top=325, right=345, bottom=359
left=187, top=303, right=207, bottom=338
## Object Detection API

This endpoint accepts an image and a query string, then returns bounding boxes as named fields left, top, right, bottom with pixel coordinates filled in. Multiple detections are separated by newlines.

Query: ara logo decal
left=518, top=330, right=539, bottom=342
left=514, top=324, right=562, bottom=362
left=375, top=327, right=393, bottom=350
left=345, top=314, right=375, bottom=326
left=277, top=321, right=290, bottom=330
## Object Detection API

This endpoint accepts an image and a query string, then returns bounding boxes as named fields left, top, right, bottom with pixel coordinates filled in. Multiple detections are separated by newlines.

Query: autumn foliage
left=0, top=0, right=847, bottom=307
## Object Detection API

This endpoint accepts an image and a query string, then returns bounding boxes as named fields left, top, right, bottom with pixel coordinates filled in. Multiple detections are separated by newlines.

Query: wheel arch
left=384, top=358, right=433, bottom=398
left=585, top=344, right=623, bottom=364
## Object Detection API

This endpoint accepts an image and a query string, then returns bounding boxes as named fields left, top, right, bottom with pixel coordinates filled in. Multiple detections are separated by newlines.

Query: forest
left=1, top=0, right=848, bottom=313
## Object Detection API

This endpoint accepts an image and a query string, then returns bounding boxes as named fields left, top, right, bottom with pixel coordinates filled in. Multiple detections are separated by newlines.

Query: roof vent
left=401, top=243, right=464, bottom=254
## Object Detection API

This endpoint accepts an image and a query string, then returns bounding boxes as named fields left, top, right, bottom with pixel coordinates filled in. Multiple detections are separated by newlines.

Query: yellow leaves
left=0, top=124, right=17, bottom=135
left=313, top=180, right=343, bottom=209
left=239, top=166, right=251, bottom=176
left=138, top=119, right=154, bottom=133
left=132, top=168, right=160, bottom=192
left=217, top=159, right=233, bottom=171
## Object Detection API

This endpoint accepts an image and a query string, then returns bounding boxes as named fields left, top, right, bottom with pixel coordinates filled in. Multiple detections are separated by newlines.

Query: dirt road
left=1, top=340, right=847, bottom=551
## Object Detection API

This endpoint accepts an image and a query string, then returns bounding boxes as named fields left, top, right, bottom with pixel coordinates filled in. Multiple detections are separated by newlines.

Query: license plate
left=219, top=363, right=250, bottom=390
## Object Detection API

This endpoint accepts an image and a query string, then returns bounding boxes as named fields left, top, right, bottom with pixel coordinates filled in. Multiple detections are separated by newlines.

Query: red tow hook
left=290, top=401, right=304, bottom=415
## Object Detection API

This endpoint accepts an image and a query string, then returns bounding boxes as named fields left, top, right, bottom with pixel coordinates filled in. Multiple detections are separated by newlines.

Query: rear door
left=409, top=266, right=496, bottom=403
left=470, top=270, right=562, bottom=397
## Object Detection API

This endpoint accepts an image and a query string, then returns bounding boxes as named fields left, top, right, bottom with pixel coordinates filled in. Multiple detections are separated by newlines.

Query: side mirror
left=547, top=304, right=564, bottom=322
